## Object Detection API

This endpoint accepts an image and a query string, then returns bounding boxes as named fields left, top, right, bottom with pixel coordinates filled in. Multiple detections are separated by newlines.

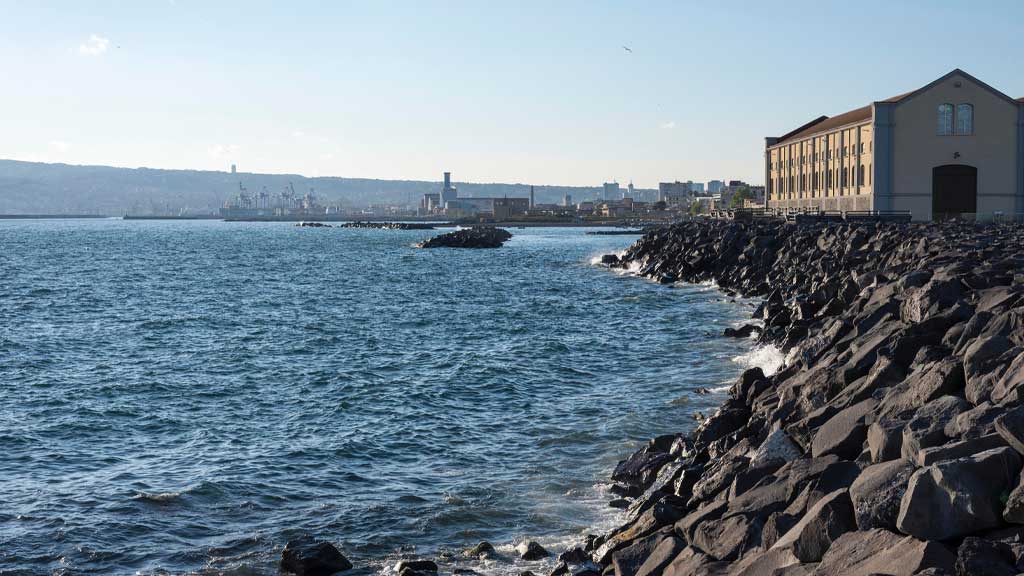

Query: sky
left=1, top=0, right=1023, bottom=188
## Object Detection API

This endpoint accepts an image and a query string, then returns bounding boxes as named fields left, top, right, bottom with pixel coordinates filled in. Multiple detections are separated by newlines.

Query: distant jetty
left=341, top=222, right=437, bottom=230
left=419, top=226, right=512, bottom=248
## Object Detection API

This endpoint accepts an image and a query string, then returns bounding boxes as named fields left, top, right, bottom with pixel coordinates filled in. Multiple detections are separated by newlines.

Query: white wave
left=132, top=491, right=181, bottom=503
left=709, top=384, right=732, bottom=393
left=732, top=344, right=785, bottom=376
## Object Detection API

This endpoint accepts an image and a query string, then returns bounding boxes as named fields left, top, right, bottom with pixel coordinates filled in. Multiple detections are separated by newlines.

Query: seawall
left=561, top=220, right=1024, bottom=576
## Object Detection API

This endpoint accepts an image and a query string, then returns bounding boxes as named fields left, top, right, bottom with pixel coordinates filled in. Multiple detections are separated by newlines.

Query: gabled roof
left=773, top=69, right=1017, bottom=146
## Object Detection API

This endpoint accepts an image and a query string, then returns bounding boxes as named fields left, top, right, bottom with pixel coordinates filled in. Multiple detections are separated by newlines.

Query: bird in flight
left=622, top=46, right=632, bottom=53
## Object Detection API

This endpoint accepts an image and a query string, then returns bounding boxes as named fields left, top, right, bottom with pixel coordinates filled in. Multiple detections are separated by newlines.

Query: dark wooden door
left=932, top=165, right=977, bottom=220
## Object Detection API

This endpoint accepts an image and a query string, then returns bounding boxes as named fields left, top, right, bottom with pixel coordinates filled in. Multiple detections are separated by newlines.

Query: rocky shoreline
left=571, top=219, right=1024, bottom=576
left=282, top=219, right=1024, bottom=576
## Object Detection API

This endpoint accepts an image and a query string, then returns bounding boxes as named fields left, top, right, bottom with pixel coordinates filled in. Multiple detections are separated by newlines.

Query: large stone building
left=765, top=69, right=1024, bottom=220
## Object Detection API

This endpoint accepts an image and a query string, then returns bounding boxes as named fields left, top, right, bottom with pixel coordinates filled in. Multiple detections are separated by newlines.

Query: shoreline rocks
left=585, top=220, right=1024, bottom=576
left=419, top=226, right=512, bottom=248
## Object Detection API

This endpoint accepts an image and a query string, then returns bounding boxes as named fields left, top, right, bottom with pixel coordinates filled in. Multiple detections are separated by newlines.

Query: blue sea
left=0, top=220, right=776, bottom=575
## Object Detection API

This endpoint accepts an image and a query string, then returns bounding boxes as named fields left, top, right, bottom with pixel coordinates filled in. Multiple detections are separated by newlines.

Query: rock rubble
left=419, top=226, right=513, bottom=248
left=583, top=219, right=1024, bottom=576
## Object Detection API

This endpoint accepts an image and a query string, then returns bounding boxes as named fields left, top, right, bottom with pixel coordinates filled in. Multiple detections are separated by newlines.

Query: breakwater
left=567, top=220, right=1024, bottom=576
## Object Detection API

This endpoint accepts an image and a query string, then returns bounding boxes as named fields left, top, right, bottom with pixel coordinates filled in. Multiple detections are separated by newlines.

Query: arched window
left=956, top=103, right=974, bottom=135
left=937, top=103, right=953, bottom=135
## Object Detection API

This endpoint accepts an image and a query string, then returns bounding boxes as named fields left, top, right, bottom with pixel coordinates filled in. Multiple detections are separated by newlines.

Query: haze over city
left=3, top=0, right=1023, bottom=189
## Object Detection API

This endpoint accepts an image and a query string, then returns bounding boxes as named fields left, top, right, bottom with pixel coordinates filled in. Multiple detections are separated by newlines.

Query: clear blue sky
left=1, top=0, right=1022, bottom=188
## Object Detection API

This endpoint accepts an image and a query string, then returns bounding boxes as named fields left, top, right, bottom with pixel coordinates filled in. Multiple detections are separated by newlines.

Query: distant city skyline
left=1, top=1, right=1022, bottom=188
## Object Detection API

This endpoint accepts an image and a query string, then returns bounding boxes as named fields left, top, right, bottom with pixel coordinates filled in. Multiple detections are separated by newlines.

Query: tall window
left=859, top=164, right=865, bottom=186
left=937, top=103, right=954, bottom=135
left=956, top=103, right=974, bottom=135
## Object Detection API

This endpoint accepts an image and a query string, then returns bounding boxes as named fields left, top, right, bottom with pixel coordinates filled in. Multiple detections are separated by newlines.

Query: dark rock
left=724, top=324, right=761, bottom=338
left=963, top=335, right=1014, bottom=404
left=1003, top=469, right=1024, bottom=524
left=814, top=529, right=955, bottom=576
left=601, top=254, right=620, bottom=265
left=280, top=536, right=352, bottom=576
left=608, top=529, right=672, bottom=576
left=675, top=499, right=727, bottom=544
left=897, top=447, right=1023, bottom=540
left=868, top=418, right=908, bottom=463
left=943, top=402, right=1001, bottom=439
left=850, top=459, right=915, bottom=531
left=632, top=534, right=685, bottom=576
left=955, top=537, right=1016, bottom=576
left=558, top=547, right=590, bottom=565
left=395, top=560, right=438, bottom=574
left=749, top=430, right=802, bottom=469
left=464, top=541, right=496, bottom=558
left=517, top=540, right=549, bottom=560
left=419, top=226, right=512, bottom=248
left=915, top=432, right=1007, bottom=466
left=996, top=405, right=1024, bottom=456
left=900, top=395, right=970, bottom=461
left=691, top=513, right=762, bottom=561
left=811, top=398, right=877, bottom=460
left=769, top=488, right=856, bottom=562
left=661, top=547, right=730, bottom=576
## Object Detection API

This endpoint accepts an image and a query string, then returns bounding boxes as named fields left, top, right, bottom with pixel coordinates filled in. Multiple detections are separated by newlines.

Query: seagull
left=622, top=45, right=632, bottom=53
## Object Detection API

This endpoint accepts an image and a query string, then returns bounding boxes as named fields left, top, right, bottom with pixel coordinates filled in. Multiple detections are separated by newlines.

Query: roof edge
left=775, top=116, right=829, bottom=143
left=886, top=68, right=1019, bottom=106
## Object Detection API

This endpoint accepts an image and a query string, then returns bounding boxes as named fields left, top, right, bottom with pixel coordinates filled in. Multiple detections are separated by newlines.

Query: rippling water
left=0, top=220, right=768, bottom=575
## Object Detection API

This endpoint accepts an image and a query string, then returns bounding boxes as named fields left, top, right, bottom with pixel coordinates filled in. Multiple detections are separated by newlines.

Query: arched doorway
left=932, top=165, right=977, bottom=220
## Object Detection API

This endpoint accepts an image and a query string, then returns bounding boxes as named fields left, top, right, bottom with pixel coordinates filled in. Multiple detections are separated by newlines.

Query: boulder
left=850, top=459, right=915, bottom=531
left=868, top=418, right=907, bottom=463
left=609, top=529, right=673, bottom=576
left=661, top=547, right=729, bottom=576
left=632, top=534, right=686, bottom=576
left=813, top=529, right=955, bottom=576
left=992, top=350, right=1024, bottom=404
left=517, top=540, right=550, bottom=560
left=690, top=513, right=762, bottom=561
left=394, top=560, right=438, bottom=574
left=915, top=433, right=1007, bottom=466
left=463, top=541, right=496, bottom=559
left=954, top=537, right=1017, bottom=576
left=963, top=335, right=1014, bottom=404
left=749, top=430, right=802, bottom=469
left=769, top=489, right=856, bottom=562
left=899, top=396, right=970, bottom=461
left=281, top=536, right=352, bottom=576
left=811, top=398, right=877, bottom=460
left=943, top=402, right=1001, bottom=439
left=1002, top=470, right=1024, bottom=524
left=724, top=324, right=761, bottom=338
left=995, top=405, right=1024, bottom=456
left=896, top=447, right=1023, bottom=540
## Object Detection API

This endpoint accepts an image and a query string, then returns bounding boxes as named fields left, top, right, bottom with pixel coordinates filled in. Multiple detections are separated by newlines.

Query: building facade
left=765, top=69, right=1024, bottom=220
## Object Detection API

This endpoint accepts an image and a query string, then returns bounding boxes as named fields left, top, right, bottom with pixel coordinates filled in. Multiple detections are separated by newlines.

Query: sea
left=0, top=220, right=782, bottom=575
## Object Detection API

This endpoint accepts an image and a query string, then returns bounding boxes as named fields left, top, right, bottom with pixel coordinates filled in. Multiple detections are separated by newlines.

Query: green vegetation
left=729, top=186, right=755, bottom=208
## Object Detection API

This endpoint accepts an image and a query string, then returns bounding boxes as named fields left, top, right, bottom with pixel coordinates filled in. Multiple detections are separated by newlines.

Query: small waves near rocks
left=0, top=221, right=761, bottom=575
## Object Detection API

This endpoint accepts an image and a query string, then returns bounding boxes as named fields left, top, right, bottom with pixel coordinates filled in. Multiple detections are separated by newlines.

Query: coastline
left=554, top=219, right=1024, bottom=576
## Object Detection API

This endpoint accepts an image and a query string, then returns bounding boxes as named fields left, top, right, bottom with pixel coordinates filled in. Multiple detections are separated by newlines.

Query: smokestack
left=530, top=185, right=535, bottom=209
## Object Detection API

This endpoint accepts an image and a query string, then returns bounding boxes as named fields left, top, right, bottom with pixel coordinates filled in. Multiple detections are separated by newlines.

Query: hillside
left=0, top=159, right=644, bottom=215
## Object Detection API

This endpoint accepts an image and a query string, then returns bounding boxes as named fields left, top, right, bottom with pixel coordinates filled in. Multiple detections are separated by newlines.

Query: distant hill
left=0, top=159, right=653, bottom=215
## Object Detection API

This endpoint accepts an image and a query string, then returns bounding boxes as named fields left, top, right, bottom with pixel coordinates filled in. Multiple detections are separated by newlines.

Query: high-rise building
left=231, top=164, right=237, bottom=175
left=563, top=193, right=573, bottom=207
left=603, top=182, right=620, bottom=201
left=707, top=180, right=724, bottom=194
left=627, top=181, right=635, bottom=199
left=440, top=172, right=457, bottom=206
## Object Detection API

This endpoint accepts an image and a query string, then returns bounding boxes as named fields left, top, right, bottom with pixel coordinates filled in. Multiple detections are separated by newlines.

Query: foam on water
left=732, top=344, right=786, bottom=376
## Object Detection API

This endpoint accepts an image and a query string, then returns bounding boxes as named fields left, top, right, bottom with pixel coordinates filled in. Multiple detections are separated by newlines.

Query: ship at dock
left=219, top=182, right=341, bottom=220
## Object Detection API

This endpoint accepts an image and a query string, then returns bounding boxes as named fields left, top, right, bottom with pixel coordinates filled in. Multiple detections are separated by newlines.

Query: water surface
left=0, top=221, right=765, bottom=575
